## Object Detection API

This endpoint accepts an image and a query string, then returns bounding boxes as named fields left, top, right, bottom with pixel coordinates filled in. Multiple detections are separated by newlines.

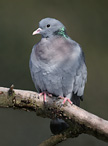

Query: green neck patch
left=55, top=27, right=68, bottom=39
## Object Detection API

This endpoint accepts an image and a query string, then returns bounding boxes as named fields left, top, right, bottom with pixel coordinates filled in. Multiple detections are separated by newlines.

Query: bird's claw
left=38, top=92, right=52, bottom=103
left=38, top=92, right=47, bottom=103
left=59, top=96, right=72, bottom=106
left=63, top=98, right=72, bottom=105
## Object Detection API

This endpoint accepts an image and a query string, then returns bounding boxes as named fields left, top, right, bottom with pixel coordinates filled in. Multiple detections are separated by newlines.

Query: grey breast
left=29, top=36, right=87, bottom=99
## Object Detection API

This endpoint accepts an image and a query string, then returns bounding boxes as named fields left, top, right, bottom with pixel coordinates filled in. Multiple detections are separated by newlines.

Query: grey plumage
left=29, top=17, right=87, bottom=134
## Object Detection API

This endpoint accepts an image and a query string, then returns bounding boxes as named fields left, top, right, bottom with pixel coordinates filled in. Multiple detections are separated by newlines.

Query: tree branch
left=39, top=134, right=68, bottom=146
left=0, top=86, right=108, bottom=145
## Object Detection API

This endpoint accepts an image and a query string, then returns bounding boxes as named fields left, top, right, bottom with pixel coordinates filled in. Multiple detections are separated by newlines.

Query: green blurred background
left=0, top=0, right=108, bottom=145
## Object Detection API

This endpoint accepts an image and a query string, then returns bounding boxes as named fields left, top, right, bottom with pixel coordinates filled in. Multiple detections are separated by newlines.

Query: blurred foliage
left=0, top=0, right=108, bottom=146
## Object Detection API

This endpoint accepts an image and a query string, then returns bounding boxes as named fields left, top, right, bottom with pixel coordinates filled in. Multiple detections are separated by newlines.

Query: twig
left=39, top=134, right=67, bottom=146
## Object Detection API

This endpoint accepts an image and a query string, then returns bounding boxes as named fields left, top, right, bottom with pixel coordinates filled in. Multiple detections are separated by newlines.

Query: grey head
left=32, top=18, right=68, bottom=38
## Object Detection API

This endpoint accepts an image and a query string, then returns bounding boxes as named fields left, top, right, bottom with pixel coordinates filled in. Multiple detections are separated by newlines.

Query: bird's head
left=32, top=18, right=68, bottom=38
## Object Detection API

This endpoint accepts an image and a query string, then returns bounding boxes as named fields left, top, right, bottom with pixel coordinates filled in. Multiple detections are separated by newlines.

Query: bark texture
left=0, top=86, right=108, bottom=145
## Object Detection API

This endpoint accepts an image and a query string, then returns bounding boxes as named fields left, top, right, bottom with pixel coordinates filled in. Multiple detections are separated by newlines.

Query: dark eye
left=47, top=24, right=50, bottom=28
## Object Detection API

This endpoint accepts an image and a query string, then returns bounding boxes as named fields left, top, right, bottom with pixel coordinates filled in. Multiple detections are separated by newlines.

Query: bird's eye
left=47, top=24, right=50, bottom=28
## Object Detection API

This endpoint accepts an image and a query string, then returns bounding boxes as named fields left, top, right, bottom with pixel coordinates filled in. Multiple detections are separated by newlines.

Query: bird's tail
left=50, top=93, right=81, bottom=134
left=50, top=118, right=69, bottom=135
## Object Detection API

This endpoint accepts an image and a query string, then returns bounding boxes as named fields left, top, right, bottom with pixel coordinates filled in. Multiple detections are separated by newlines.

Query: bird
left=29, top=17, right=87, bottom=134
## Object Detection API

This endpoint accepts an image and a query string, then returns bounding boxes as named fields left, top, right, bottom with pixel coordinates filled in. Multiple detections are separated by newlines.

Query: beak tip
left=32, top=28, right=42, bottom=36
left=32, top=32, right=35, bottom=35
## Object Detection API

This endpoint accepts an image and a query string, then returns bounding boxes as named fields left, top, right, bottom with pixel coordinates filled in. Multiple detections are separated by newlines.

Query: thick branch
left=0, top=86, right=108, bottom=144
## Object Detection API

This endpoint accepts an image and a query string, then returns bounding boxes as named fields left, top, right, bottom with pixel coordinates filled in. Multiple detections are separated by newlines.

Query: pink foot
left=39, top=92, right=52, bottom=102
left=39, top=92, right=47, bottom=102
left=47, top=93, right=52, bottom=97
left=59, top=96, right=72, bottom=105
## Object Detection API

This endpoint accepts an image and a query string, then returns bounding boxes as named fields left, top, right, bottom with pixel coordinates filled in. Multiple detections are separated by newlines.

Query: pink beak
left=32, top=28, right=42, bottom=35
